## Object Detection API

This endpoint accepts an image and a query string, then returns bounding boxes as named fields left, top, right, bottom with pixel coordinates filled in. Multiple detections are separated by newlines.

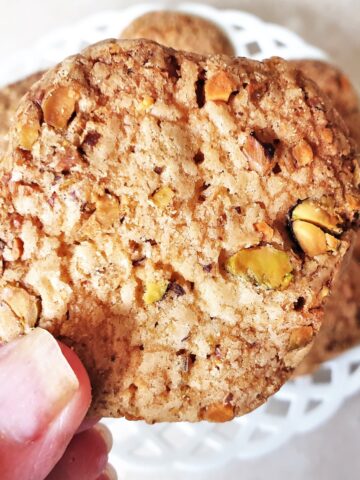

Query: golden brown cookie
left=120, top=11, right=235, bottom=56
left=0, top=40, right=359, bottom=422
left=293, top=60, right=360, bottom=375
left=0, top=72, right=44, bottom=156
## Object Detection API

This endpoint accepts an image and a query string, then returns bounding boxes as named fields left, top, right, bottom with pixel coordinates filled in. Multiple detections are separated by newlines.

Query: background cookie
left=292, top=60, right=360, bottom=145
left=296, top=247, right=360, bottom=375
left=0, top=72, right=43, bottom=156
left=120, top=11, right=235, bottom=56
left=0, top=39, right=358, bottom=422
left=293, top=60, right=360, bottom=375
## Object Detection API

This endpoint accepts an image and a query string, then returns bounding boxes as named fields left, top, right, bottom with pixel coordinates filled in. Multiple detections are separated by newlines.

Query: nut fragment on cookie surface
left=289, top=326, right=314, bottom=351
left=205, top=71, right=237, bottom=102
left=202, top=402, right=235, bottom=422
left=143, top=280, right=169, bottom=305
left=42, top=85, right=79, bottom=129
left=120, top=10, right=235, bottom=56
left=292, top=139, right=313, bottom=166
left=226, top=246, right=293, bottom=289
left=1, top=39, right=359, bottom=423
left=138, top=95, right=155, bottom=111
left=151, top=186, right=174, bottom=208
left=291, top=199, right=342, bottom=235
left=289, top=198, right=344, bottom=257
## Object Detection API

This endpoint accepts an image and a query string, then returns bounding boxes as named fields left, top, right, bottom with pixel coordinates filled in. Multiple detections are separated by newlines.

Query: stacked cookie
left=0, top=11, right=359, bottom=423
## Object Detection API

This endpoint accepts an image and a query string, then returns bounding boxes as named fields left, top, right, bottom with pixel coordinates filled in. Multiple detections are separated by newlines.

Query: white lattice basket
left=1, top=2, right=360, bottom=475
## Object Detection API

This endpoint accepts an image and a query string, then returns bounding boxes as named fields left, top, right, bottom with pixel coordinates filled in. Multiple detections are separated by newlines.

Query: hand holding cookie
left=0, top=328, right=113, bottom=480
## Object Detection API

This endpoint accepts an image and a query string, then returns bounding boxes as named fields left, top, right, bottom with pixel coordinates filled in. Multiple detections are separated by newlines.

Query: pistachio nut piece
left=226, top=245, right=293, bottom=289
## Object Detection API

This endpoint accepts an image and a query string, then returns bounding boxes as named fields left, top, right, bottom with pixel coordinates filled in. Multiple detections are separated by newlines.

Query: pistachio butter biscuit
left=295, top=247, right=360, bottom=375
left=0, top=39, right=359, bottom=422
left=293, top=60, right=360, bottom=375
left=0, top=72, right=44, bottom=156
left=120, top=10, right=235, bottom=56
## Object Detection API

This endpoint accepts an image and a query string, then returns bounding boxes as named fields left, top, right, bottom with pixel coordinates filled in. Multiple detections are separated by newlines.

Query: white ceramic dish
left=1, top=3, right=359, bottom=474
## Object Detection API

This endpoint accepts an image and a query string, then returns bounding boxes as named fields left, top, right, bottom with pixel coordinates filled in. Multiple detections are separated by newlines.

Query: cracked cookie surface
left=0, top=40, right=359, bottom=422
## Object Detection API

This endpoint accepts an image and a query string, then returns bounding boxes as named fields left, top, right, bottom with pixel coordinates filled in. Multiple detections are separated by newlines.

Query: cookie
left=0, top=72, right=44, bottom=156
left=0, top=39, right=358, bottom=422
left=120, top=11, right=235, bottom=56
left=295, top=247, right=360, bottom=375
left=292, top=60, right=360, bottom=145
left=293, top=60, right=360, bottom=375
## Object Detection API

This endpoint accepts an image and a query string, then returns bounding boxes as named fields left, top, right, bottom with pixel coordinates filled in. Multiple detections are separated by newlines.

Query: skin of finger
left=0, top=341, right=91, bottom=480
left=45, top=427, right=109, bottom=480
left=0, top=330, right=79, bottom=442
left=76, top=417, right=101, bottom=434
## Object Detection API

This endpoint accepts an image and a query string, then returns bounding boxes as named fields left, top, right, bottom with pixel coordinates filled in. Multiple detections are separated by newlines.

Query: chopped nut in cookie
left=42, top=85, right=79, bottom=129
left=291, top=199, right=342, bottom=235
left=243, top=134, right=277, bottom=175
left=289, top=198, right=343, bottom=257
left=202, top=402, right=235, bottom=422
left=1, top=286, right=39, bottom=327
left=143, top=280, right=169, bottom=305
left=151, top=186, right=174, bottom=209
left=289, top=326, right=314, bottom=350
left=226, top=246, right=293, bottom=289
left=292, top=139, right=314, bottom=166
left=138, top=95, right=155, bottom=111
left=205, top=71, right=237, bottom=102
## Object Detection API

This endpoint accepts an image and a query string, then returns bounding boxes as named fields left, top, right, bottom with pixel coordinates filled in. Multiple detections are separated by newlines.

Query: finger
left=46, top=425, right=111, bottom=480
left=96, top=464, right=118, bottom=480
left=76, top=417, right=101, bottom=434
left=0, top=329, right=91, bottom=480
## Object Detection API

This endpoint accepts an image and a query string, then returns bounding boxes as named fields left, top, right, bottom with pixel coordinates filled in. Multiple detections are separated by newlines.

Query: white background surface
left=0, top=1, right=359, bottom=479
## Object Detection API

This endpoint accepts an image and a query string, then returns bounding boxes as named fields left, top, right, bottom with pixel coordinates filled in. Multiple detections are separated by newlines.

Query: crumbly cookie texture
left=0, top=72, right=44, bottom=157
left=295, top=244, right=360, bottom=375
left=293, top=60, right=360, bottom=375
left=120, top=11, right=235, bottom=56
left=292, top=60, right=360, bottom=145
left=1, top=39, right=359, bottom=422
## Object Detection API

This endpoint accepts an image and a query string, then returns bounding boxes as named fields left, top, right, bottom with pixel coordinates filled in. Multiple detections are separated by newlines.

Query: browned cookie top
left=0, top=40, right=359, bottom=422
left=121, top=11, right=235, bottom=56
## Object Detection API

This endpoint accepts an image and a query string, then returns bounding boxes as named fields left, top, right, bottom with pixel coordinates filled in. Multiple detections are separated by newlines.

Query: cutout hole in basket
left=215, top=420, right=243, bottom=440
left=305, top=399, right=322, bottom=413
left=160, top=425, right=192, bottom=450
left=192, top=442, right=216, bottom=457
left=232, top=24, right=245, bottom=31
left=349, top=361, right=360, bottom=373
left=96, top=24, right=108, bottom=32
left=246, top=41, right=261, bottom=55
left=265, top=397, right=291, bottom=417
left=249, top=427, right=271, bottom=442
left=275, top=39, right=286, bottom=47
left=133, top=439, right=163, bottom=458
left=312, top=368, right=332, bottom=384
